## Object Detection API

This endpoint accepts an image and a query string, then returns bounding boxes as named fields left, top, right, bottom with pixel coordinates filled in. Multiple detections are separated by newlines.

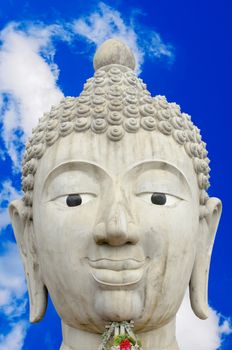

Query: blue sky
left=0, top=0, right=231, bottom=349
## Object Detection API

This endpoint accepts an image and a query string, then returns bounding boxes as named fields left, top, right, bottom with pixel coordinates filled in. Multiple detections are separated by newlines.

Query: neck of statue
left=60, top=319, right=179, bottom=350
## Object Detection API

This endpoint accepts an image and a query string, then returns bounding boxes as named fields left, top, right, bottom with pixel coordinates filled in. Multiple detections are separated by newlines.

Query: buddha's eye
left=137, top=192, right=182, bottom=207
left=151, top=193, right=166, bottom=205
left=66, top=194, right=82, bottom=207
left=52, top=193, right=96, bottom=207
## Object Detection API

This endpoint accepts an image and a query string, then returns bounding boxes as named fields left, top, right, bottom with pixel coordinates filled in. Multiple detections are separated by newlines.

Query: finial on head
left=93, top=38, right=136, bottom=71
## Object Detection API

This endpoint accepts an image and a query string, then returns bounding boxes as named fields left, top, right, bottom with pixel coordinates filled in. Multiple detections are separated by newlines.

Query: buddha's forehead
left=35, top=130, right=199, bottom=192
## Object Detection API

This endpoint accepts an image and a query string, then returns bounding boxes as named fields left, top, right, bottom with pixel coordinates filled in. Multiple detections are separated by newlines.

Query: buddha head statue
left=9, top=39, right=222, bottom=350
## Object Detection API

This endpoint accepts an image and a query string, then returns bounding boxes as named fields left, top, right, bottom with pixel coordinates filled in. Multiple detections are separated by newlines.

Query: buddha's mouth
left=87, top=258, right=148, bottom=287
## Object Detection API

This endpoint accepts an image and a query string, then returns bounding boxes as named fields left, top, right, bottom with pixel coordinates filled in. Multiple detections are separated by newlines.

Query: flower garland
left=98, top=321, right=142, bottom=350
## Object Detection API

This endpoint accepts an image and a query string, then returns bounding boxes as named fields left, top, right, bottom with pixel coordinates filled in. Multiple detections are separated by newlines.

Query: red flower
left=119, top=339, right=132, bottom=350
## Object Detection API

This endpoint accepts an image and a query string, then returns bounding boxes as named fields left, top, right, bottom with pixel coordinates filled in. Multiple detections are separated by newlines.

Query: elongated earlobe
left=9, top=200, right=48, bottom=323
left=189, top=197, right=222, bottom=319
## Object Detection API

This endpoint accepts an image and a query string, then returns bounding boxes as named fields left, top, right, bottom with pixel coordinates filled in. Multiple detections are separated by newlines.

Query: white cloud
left=0, top=242, right=28, bottom=350
left=176, top=289, right=232, bottom=349
left=148, top=32, right=174, bottom=62
left=73, top=2, right=174, bottom=74
left=0, top=22, right=65, bottom=170
left=73, top=2, right=143, bottom=71
left=0, top=242, right=26, bottom=314
left=0, top=180, right=21, bottom=231
left=0, top=321, right=28, bottom=350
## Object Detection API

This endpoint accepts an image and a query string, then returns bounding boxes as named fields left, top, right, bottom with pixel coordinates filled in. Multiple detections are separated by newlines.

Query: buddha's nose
left=93, top=201, right=139, bottom=246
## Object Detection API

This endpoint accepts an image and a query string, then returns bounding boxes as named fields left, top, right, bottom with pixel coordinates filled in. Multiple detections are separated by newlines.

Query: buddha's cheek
left=33, top=205, right=103, bottom=328
left=135, top=200, right=198, bottom=327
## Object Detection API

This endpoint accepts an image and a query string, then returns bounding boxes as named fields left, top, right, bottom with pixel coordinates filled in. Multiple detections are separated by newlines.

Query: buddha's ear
left=9, top=199, right=47, bottom=323
left=189, top=197, right=222, bottom=319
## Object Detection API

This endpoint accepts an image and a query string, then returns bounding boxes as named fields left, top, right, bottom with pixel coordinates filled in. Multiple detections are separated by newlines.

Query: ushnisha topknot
left=22, top=38, right=210, bottom=220
left=93, top=38, right=136, bottom=70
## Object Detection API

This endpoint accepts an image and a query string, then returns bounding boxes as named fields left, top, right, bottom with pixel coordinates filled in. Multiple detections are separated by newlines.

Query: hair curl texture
left=22, top=65, right=210, bottom=220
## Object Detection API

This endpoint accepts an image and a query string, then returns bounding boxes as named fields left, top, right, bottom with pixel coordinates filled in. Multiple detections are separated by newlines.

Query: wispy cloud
left=0, top=183, right=27, bottom=349
left=73, top=2, right=174, bottom=73
left=0, top=321, right=28, bottom=350
left=0, top=242, right=26, bottom=315
left=0, top=180, right=21, bottom=231
left=0, top=22, right=65, bottom=170
left=176, top=289, right=232, bottom=349
left=0, top=242, right=28, bottom=350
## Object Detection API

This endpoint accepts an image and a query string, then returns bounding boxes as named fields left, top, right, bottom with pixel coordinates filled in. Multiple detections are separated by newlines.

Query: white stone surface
left=9, top=39, right=222, bottom=350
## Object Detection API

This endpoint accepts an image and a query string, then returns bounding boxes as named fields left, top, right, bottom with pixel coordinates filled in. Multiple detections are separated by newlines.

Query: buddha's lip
left=87, top=258, right=146, bottom=271
left=90, top=270, right=143, bottom=287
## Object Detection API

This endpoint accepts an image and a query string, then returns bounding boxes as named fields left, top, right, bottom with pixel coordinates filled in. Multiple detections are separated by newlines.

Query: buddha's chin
left=94, top=290, right=144, bottom=322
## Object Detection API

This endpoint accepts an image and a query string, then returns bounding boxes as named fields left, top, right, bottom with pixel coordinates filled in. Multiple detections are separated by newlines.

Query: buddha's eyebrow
left=42, top=160, right=111, bottom=191
left=123, top=159, right=191, bottom=189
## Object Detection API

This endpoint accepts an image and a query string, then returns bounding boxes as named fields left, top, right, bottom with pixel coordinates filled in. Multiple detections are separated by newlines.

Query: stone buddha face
left=9, top=39, right=222, bottom=345
left=31, top=130, right=201, bottom=332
